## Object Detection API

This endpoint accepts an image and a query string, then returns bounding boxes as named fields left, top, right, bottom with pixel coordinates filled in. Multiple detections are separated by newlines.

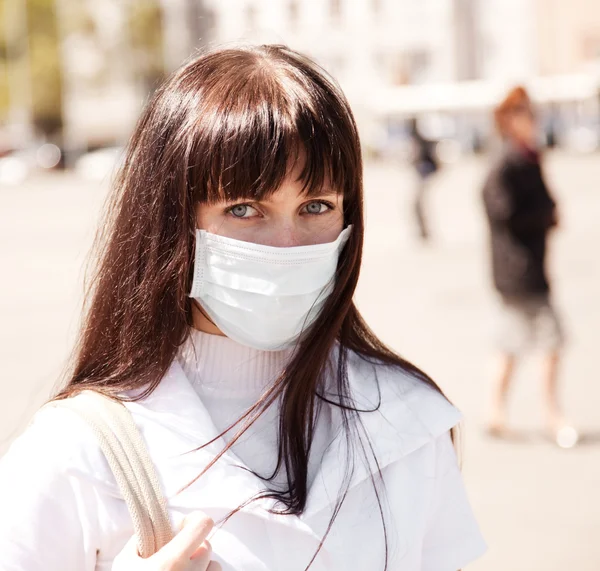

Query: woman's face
left=193, top=161, right=345, bottom=336
left=506, top=107, right=537, bottom=148
left=195, top=162, right=344, bottom=247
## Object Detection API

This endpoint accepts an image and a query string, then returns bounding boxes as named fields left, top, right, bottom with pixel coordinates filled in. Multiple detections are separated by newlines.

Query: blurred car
left=0, top=149, right=36, bottom=186
left=563, top=124, right=599, bottom=153
left=0, top=143, right=65, bottom=186
left=74, top=146, right=124, bottom=182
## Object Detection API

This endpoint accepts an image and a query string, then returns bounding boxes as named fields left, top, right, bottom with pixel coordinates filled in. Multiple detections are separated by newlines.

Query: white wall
left=207, top=0, right=459, bottom=93
left=478, top=0, right=537, bottom=81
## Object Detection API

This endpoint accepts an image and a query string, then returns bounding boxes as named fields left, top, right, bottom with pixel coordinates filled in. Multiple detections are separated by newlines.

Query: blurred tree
left=0, top=0, right=166, bottom=141
left=27, top=0, right=63, bottom=136
left=0, top=0, right=63, bottom=137
left=128, top=0, right=165, bottom=92
left=0, top=2, right=11, bottom=121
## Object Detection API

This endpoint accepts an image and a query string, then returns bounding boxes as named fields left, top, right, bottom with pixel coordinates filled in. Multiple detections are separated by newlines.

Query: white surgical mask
left=189, top=226, right=352, bottom=351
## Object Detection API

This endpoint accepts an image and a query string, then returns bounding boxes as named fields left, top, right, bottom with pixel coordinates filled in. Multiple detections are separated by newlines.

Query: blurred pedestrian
left=408, top=118, right=439, bottom=241
left=482, top=86, right=577, bottom=447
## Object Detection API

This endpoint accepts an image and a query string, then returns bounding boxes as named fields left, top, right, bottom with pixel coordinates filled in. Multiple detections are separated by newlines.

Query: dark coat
left=410, top=132, right=438, bottom=178
left=482, top=144, right=557, bottom=297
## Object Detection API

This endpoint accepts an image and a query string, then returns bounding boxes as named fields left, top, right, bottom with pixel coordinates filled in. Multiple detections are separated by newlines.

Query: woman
left=0, top=45, right=486, bottom=570
left=482, top=86, right=576, bottom=447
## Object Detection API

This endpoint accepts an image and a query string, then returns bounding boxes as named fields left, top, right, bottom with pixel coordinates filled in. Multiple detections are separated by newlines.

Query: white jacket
left=0, top=352, right=486, bottom=571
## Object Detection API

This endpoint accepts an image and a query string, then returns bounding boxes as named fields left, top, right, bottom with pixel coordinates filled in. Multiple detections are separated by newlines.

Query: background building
left=1, top=0, right=599, bottom=161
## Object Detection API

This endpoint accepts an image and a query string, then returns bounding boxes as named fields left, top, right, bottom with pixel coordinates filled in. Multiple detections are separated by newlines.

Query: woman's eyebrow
left=216, top=188, right=341, bottom=205
left=298, top=188, right=341, bottom=199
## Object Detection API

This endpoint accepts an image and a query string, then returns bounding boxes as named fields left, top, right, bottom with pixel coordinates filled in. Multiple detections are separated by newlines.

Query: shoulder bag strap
left=49, top=390, right=174, bottom=558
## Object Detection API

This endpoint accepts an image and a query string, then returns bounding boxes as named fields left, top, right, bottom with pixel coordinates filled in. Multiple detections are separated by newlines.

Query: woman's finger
left=152, top=512, right=214, bottom=567
left=189, top=540, right=212, bottom=565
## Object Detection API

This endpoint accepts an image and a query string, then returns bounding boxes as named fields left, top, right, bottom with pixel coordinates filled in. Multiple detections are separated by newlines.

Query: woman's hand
left=112, top=511, right=221, bottom=571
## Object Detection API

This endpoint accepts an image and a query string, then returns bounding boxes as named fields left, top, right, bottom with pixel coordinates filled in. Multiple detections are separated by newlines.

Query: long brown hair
left=58, top=44, right=449, bottom=564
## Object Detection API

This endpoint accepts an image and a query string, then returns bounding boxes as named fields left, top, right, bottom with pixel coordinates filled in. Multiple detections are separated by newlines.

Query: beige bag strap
left=49, top=391, right=174, bottom=558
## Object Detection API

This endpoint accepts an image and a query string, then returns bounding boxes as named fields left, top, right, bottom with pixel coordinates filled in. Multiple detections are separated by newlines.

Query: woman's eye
left=304, top=201, right=331, bottom=215
left=228, top=204, right=258, bottom=218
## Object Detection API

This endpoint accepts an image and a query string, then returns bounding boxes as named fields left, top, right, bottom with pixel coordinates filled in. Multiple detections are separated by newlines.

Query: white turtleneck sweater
left=178, top=329, right=333, bottom=491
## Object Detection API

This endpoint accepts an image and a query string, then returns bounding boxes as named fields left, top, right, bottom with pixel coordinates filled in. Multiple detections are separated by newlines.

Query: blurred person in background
left=408, top=117, right=439, bottom=242
left=482, top=86, right=577, bottom=448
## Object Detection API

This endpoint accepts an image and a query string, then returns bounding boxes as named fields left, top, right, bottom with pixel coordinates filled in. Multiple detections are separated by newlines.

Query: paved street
left=1, top=152, right=599, bottom=570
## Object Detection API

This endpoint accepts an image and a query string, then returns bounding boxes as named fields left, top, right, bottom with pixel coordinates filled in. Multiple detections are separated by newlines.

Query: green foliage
left=0, top=0, right=165, bottom=136
left=128, top=1, right=165, bottom=90
left=0, top=9, right=8, bottom=118
left=0, top=0, right=17, bottom=122
left=28, top=0, right=63, bottom=134
left=0, top=0, right=62, bottom=134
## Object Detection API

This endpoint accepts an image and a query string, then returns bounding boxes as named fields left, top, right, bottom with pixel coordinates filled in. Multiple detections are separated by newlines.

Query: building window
left=407, top=50, right=430, bottom=83
left=245, top=4, right=257, bottom=32
left=330, top=0, right=341, bottom=24
left=289, top=0, right=299, bottom=30
left=583, top=35, right=600, bottom=61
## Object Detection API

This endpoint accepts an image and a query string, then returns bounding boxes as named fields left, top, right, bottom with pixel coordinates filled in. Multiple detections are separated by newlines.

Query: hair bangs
left=185, top=47, right=358, bottom=206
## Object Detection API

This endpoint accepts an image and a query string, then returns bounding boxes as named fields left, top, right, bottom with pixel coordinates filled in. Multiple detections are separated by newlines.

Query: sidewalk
left=1, top=152, right=599, bottom=570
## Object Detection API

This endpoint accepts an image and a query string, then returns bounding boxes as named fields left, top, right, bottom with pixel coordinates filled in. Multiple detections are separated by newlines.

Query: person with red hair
left=482, top=86, right=577, bottom=447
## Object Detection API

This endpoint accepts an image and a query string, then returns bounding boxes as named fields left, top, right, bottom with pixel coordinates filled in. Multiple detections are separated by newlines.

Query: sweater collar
left=178, top=329, right=291, bottom=399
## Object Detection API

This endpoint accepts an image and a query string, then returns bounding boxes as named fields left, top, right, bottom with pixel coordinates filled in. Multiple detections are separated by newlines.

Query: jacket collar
left=302, top=355, right=461, bottom=519
left=124, top=354, right=461, bottom=531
